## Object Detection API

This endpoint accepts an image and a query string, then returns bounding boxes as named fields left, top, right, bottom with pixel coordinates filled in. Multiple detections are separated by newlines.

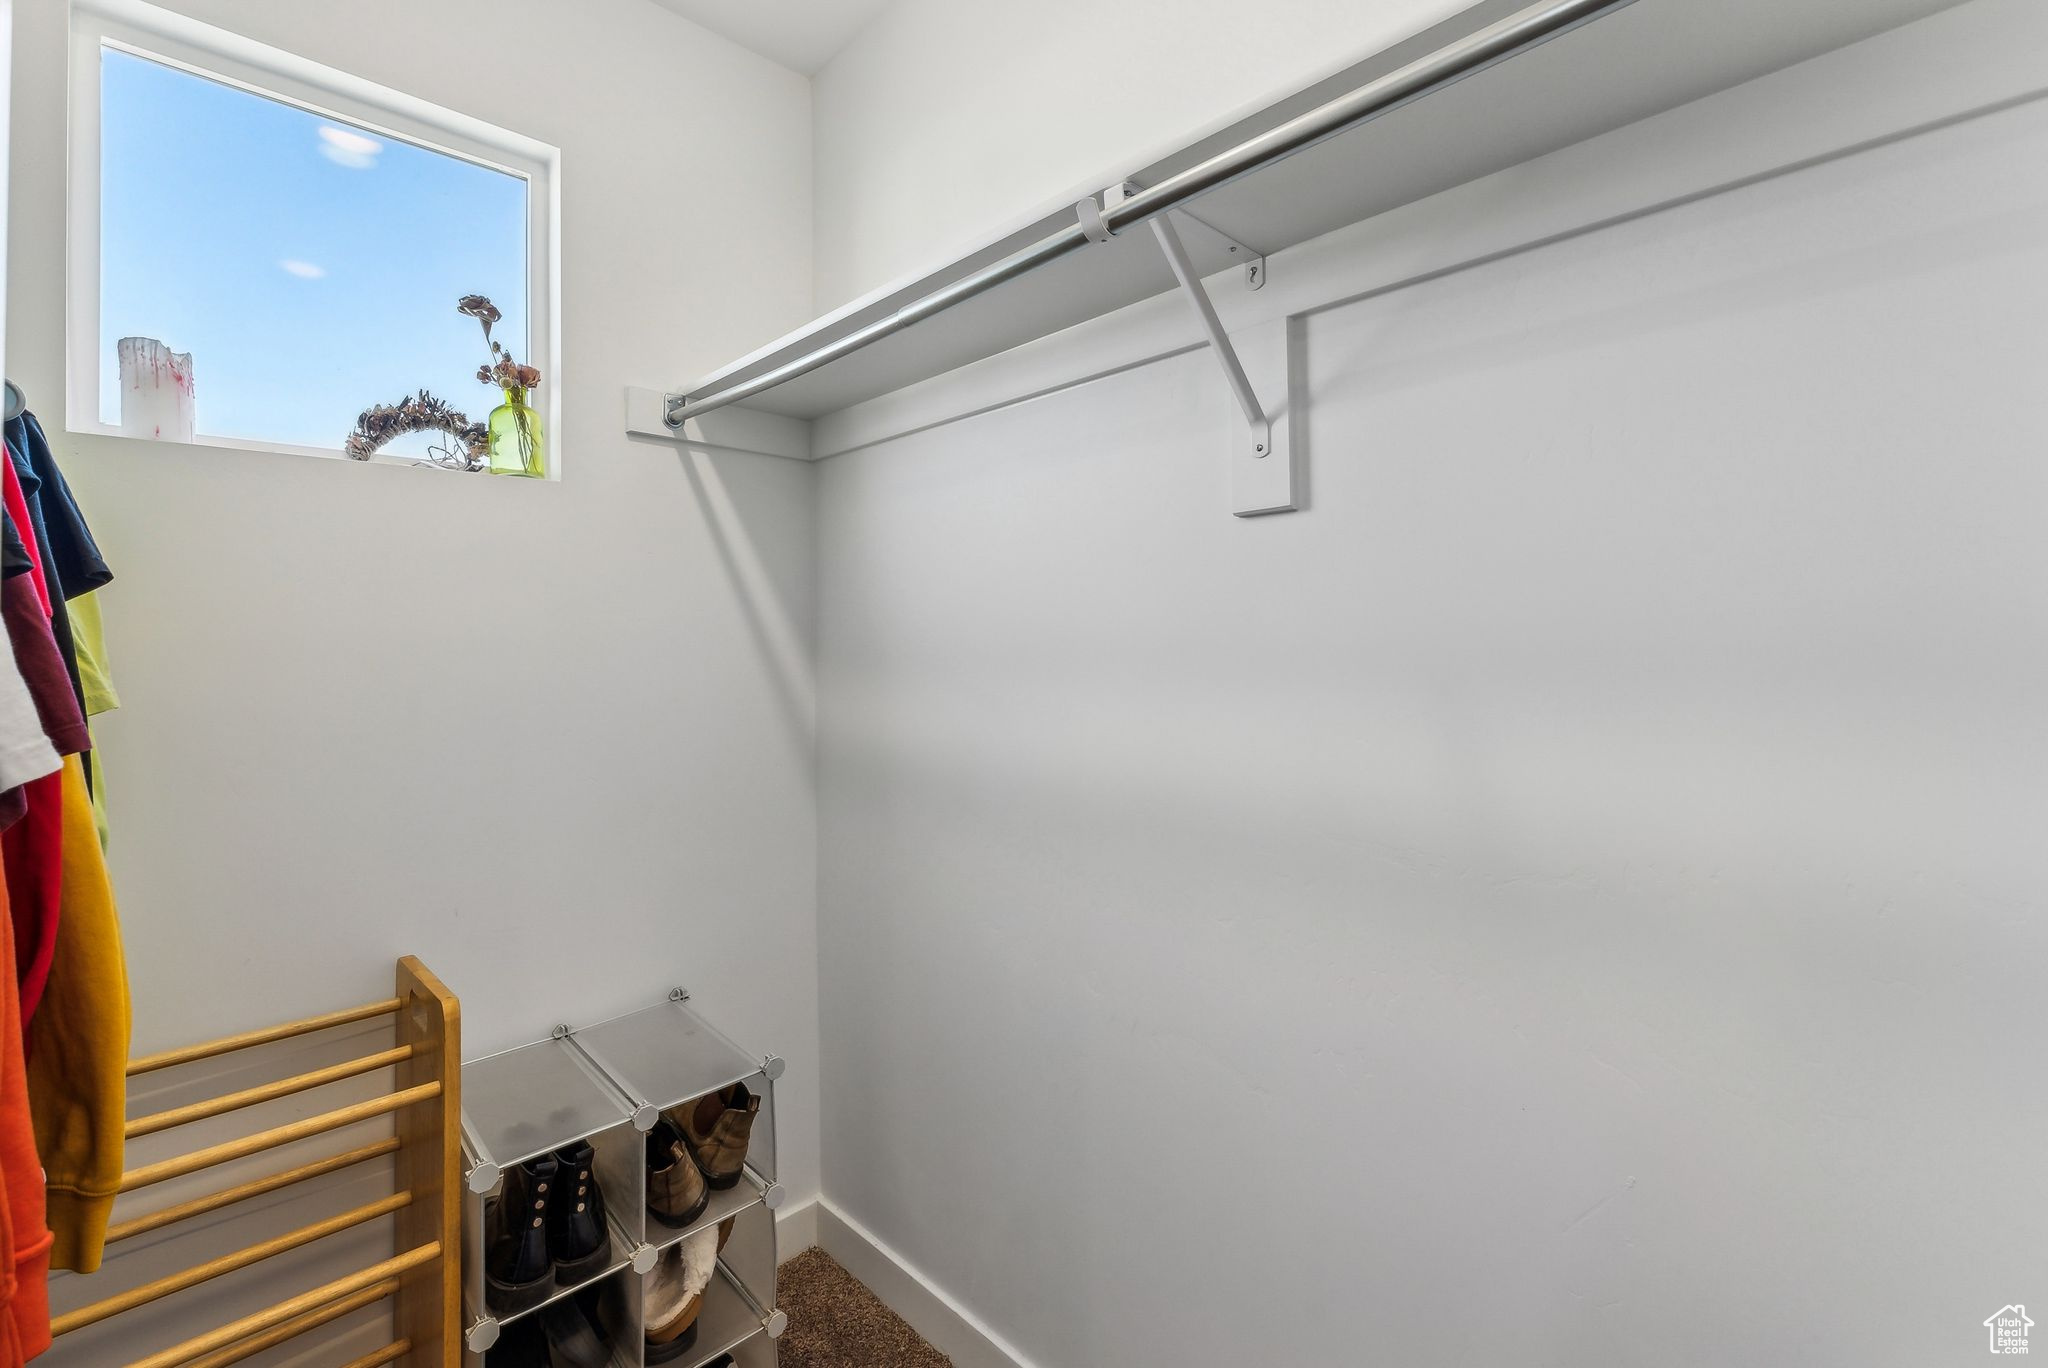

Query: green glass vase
left=487, top=387, right=546, bottom=478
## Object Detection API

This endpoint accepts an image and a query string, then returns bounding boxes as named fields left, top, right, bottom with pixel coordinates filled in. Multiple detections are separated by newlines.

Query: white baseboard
left=775, top=1196, right=819, bottom=1253
left=815, top=1200, right=1038, bottom=1368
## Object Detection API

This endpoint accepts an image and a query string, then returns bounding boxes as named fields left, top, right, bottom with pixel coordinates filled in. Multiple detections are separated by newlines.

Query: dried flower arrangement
left=461, top=294, right=545, bottom=476
left=344, top=390, right=488, bottom=469
left=341, top=296, right=542, bottom=474
left=459, top=295, right=541, bottom=393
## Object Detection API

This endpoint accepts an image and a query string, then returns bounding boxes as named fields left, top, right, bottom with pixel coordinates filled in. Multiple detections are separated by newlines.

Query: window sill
left=63, top=421, right=561, bottom=482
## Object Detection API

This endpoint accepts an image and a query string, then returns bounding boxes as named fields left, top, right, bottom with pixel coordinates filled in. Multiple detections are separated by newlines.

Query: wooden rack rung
left=176, top=1278, right=399, bottom=1368
left=54, top=1192, right=411, bottom=1336
left=338, top=1342, right=410, bottom=1368
left=123, top=1243, right=440, bottom=1368
left=119, top=1081, right=441, bottom=1192
left=127, top=1044, right=418, bottom=1138
left=106, top=1137, right=403, bottom=1245
left=128, top=997, right=403, bottom=1076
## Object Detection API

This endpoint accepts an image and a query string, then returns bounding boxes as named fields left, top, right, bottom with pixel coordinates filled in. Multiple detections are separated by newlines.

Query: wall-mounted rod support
left=661, top=0, right=1635, bottom=427
left=1148, top=213, right=1270, bottom=456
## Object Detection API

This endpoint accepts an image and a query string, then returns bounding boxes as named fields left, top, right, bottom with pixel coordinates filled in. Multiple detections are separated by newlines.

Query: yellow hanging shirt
left=26, top=755, right=129, bottom=1272
left=69, top=591, right=119, bottom=850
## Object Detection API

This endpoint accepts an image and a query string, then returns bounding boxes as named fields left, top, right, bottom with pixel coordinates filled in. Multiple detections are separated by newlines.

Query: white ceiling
left=645, top=0, right=895, bottom=74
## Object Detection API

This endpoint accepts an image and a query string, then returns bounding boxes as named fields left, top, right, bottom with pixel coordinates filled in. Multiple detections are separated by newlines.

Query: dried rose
left=516, top=365, right=541, bottom=388
left=457, top=295, right=502, bottom=326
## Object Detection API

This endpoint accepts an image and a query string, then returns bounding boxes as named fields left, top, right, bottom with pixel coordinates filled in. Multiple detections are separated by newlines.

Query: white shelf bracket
left=624, top=386, right=812, bottom=461
left=1148, top=211, right=1271, bottom=460
left=1090, top=182, right=1267, bottom=289
left=1087, top=183, right=1297, bottom=517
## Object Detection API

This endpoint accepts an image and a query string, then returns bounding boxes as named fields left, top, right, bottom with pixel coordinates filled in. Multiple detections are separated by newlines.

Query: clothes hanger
left=2, top=380, right=23, bottom=422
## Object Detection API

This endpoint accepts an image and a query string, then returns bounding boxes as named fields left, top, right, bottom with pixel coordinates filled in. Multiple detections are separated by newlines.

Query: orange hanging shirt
left=0, top=858, right=51, bottom=1365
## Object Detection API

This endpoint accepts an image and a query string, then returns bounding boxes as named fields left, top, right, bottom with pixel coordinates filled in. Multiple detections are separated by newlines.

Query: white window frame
left=67, top=0, right=561, bottom=473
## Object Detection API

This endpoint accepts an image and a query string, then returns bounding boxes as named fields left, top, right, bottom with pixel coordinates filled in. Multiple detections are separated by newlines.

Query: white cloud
left=279, top=259, right=327, bottom=279
left=317, top=125, right=383, bottom=169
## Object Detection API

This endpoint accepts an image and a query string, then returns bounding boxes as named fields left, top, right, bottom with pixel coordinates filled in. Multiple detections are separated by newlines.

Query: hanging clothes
left=67, top=592, right=117, bottom=851
left=6, top=415, right=110, bottom=737
left=0, top=881, right=51, bottom=1367
left=0, top=778, right=60, bottom=1038
left=8, top=416, right=114, bottom=856
left=0, top=499, right=58, bottom=1368
left=11, top=414, right=112, bottom=585
left=67, top=593, right=117, bottom=721
left=0, top=457, right=89, bottom=1031
left=0, top=572, right=85, bottom=755
left=0, top=604, right=58, bottom=812
left=0, top=474, right=43, bottom=615
left=0, top=410, right=127, bottom=1279
left=25, top=754, right=128, bottom=1275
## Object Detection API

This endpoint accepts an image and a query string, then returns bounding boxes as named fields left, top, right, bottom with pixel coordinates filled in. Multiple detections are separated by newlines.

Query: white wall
left=6, top=0, right=824, bottom=1216
left=813, top=14, right=2048, bottom=1367
left=809, top=0, right=1466, bottom=310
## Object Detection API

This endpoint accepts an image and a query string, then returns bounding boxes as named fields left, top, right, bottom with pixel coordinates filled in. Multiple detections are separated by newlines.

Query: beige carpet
left=777, top=1248, right=953, bottom=1368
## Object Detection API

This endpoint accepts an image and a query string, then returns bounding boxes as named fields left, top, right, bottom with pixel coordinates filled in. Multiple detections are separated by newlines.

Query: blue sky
left=100, top=48, right=530, bottom=456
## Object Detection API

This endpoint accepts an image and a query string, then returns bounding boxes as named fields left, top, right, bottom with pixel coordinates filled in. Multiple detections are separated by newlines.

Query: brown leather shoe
left=646, top=1117, right=710, bottom=1228
left=680, top=1083, right=760, bottom=1190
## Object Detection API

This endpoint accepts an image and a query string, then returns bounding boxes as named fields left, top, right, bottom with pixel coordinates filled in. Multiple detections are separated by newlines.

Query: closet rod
left=664, top=0, right=1635, bottom=426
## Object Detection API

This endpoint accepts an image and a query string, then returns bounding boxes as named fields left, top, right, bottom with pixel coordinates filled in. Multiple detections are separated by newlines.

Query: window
left=68, top=1, right=557, bottom=471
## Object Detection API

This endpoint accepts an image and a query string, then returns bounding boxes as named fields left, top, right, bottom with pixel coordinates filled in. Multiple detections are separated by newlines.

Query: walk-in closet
left=0, top=0, right=2039, bottom=1362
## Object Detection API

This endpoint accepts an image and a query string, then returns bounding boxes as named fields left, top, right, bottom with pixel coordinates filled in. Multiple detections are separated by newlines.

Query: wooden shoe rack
left=46, top=956, right=463, bottom=1368
left=458, top=989, right=786, bottom=1368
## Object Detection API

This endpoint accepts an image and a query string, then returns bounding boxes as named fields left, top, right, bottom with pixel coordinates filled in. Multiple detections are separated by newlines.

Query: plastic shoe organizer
left=460, top=989, right=789, bottom=1368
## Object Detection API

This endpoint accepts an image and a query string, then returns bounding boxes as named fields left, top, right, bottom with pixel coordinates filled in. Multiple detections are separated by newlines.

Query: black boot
left=486, top=1154, right=558, bottom=1313
left=549, top=1140, right=611, bottom=1285
left=542, top=1296, right=612, bottom=1368
left=484, top=1316, right=550, bottom=1368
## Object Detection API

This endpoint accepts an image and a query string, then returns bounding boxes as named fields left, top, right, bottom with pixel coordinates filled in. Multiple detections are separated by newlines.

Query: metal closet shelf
left=632, top=0, right=1961, bottom=446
